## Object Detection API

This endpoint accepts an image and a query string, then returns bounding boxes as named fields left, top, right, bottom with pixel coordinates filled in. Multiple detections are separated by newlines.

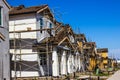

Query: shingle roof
left=9, top=4, right=48, bottom=15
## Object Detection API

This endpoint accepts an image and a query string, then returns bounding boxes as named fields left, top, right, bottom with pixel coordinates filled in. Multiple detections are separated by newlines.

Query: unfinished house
left=33, top=24, right=83, bottom=76
left=108, top=58, right=116, bottom=69
left=0, top=0, right=10, bottom=80
left=75, top=33, right=98, bottom=72
left=9, top=4, right=55, bottom=77
left=74, top=34, right=87, bottom=72
left=9, top=5, right=82, bottom=78
left=97, top=48, right=108, bottom=70
left=83, top=42, right=97, bottom=71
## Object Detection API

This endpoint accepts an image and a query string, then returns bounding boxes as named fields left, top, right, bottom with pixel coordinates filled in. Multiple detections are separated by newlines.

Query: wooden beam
left=9, top=28, right=55, bottom=33
left=58, top=37, right=75, bottom=50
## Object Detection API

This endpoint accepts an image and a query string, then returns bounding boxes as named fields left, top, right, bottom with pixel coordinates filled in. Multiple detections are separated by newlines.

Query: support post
left=67, top=54, right=72, bottom=74
left=52, top=48, right=59, bottom=76
left=61, top=51, right=67, bottom=75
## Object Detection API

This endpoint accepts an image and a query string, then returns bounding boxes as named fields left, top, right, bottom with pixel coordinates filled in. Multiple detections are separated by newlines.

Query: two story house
left=9, top=4, right=55, bottom=77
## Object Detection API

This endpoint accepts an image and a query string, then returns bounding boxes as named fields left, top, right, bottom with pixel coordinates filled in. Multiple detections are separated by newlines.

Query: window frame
left=40, top=18, right=43, bottom=29
left=39, top=18, right=44, bottom=33
left=0, top=6, right=3, bottom=26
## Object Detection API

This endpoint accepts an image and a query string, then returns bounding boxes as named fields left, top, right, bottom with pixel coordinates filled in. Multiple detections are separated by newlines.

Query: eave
left=37, top=5, right=54, bottom=19
left=3, top=0, right=11, bottom=9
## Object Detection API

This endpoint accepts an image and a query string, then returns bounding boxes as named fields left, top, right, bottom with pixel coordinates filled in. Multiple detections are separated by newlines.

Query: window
left=39, top=54, right=47, bottom=65
left=49, top=23, right=52, bottom=28
left=40, top=18, right=43, bottom=33
left=40, top=18, right=43, bottom=28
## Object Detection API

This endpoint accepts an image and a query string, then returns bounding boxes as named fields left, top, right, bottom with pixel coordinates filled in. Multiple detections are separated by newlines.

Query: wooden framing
left=9, top=28, right=55, bottom=33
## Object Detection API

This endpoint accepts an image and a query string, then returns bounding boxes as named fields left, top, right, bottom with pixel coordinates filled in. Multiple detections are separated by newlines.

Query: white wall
left=9, top=13, right=39, bottom=77
left=12, top=71, right=39, bottom=77
left=68, top=35, right=75, bottom=43
left=9, top=14, right=37, bottom=39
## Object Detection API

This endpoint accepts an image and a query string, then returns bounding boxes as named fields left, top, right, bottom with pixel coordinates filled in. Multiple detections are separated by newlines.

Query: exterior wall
left=9, top=14, right=39, bottom=77
left=98, top=52, right=108, bottom=69
left=36, top=15, right=55, bottom=42
left=9, top=14, right=37, bottom=39
left=68, top=35, right=75, bottom=43
left=11, top=71, right=39, bottom=77
left=102, top=52, right=108, bottom=64
left=89, top=58, right=96, bottom=71
left=102, top=52, right=108, bottom=57
left=0, top=1, right=10, bottom=80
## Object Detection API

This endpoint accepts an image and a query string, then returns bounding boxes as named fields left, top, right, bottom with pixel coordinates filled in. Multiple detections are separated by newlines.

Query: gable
left=58, top=37, right=75, bottom=50
left=37, top=6, right=54, bottom=22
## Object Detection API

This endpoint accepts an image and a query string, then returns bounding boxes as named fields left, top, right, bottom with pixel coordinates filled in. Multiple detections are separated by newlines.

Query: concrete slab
left=107, top=70, right=120, bottom=80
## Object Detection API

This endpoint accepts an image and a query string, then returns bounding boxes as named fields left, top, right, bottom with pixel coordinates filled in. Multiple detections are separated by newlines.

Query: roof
left=9, top=4, right=48, bottom=15
left=97, top=48, right=108, bottom=53
left=84, top=42, right=96, bottom=47
left=83, top=42, right=96, bottom=53
left=75, top=34, right=87, bottom=42
left=33, top=25, right=75, bottom=50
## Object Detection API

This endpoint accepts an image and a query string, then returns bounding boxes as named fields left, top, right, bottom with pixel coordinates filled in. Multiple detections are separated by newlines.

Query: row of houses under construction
left=9, top=4, right=116, bottom=78
left=0, top=1, right=116, bottom=79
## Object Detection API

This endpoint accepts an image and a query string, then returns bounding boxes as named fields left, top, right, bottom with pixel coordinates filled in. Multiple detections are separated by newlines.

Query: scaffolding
left=10, top=21, right=79, bottom=79
left=9, top=21, right=100, bottom=80
left=10, top=28, right=55, bottom=80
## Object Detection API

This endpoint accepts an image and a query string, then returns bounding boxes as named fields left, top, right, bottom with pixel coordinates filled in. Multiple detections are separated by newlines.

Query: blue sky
left=7, top=0, right=120, bottom=59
